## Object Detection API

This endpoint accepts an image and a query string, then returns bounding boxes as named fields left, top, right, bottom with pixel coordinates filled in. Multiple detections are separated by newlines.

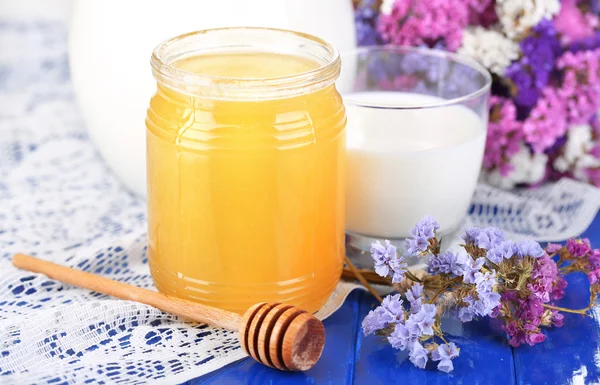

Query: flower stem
left=437, top=333, right=448, bottom=344
left=345, top=257, right=383, bottom=303
left=341, top=267, right=392, bottom=286
left=428, top=278, right=459, bottom=304
left=542, top=303, right=589, bottom=315
left=405, top=270, right=424, bottom=284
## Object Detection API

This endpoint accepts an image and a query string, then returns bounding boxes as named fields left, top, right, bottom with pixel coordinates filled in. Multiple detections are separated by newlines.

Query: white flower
left=553, top=124, right=600, bottom=179
left=380, top=0, right=395, bottom=15
left=483, top=144, right=548, bottom=189
left=496, top=0, right=560, bottom=38
left=458, top=27, right=520, bottom=76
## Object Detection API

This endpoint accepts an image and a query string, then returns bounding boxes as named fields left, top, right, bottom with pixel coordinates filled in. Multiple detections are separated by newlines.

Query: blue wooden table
left=188, top=214, right=600, bottom=385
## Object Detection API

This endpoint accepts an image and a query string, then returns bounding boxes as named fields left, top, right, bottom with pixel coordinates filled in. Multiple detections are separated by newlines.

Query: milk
left=345, top=92, right=486, bottom=239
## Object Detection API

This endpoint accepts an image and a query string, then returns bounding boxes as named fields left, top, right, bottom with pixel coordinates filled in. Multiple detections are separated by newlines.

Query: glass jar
left=146, top=28, right=346, bottom=314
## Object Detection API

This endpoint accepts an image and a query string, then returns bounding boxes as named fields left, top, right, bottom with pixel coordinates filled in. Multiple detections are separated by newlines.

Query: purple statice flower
left=522, top=86, right=568, bottom=153
left=388, top=300, right=435, bottom=357
left=566, top=238, right=592, bottom=258
left=389, top=254, right=409, bottom=283
left=362, top=306, right=393, bottom=335
left=569, top=31, right=600, bottom=53
left=592, top=0, right=600, bottom=14
left=355, top=0, right=382, bottom=46
left=462, top=257, right=485, bottom=284
left=407, top=303, right=437, bottom=336
left=554, top=0, right=598, bottom=45
left=381, top=294, right=405, bottom=322
left=458, top=299, right=476, bottom=322
left=460, top=271, right=501, bottom=321
left=429, top=251, right=470, bottom=276
left=431, top=342, right=460, bottom=373
left=371, top=240, right=396, bottom=277
left=475, top=272, right=501, bottom=310
left=474, top=228, right=506, bottom=250
left=371, top=240, right=408, bottom=283
left=484, top=96, right=525, bottom=176
left=406, top=283, right=424, bottom=314
left=516, top=240, right=546, bottom=258
left=405, top=216, right=440, bottom=256
left=462, top=227, right=482, bottom=244
left=413, top=216, right=440, bottom=239
left=487, top=240, right=518, bottom=264
left=377, top=0, right=468, bottom=52
left=388, top=322, right=414, bottom=350
left=506, top=63, right=541, bottom=108
left=408, top=341, right=430, bottom=369
left=506, top=19, right=561, bottom=108
left=406, top=283, right=424, bottom=303
left=362, top=294, right=405, bottom=336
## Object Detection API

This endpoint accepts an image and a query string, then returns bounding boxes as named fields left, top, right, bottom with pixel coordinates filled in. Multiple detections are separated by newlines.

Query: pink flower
left=589, top=249, right=600, bottom=267
left=551, top=311, right=564, bottom=327
left=525, top=332, right=547, bottom=345
left=484, top=97, right=524, bottom=174
left=464, top=0, right=498, bottom=27
left=545, top=243, right=563, bottom=254
left=522, top=87, right=568, bottom=153
left=589, top=268, right=600, bottom=284
left=558, top=72, right=600, bottom=125
left=554, top=0, right=597, bottom=44
left=551, top=275, right=568, bottom=301
left=566, top=238, right=592, bottom=258
left=584, top=168, right=600, bottom=187
left=556, top=49, right=600, bottom=125
left=504, top=321, right=527, bottom=347
left=377, top=0, right=469, bottom=51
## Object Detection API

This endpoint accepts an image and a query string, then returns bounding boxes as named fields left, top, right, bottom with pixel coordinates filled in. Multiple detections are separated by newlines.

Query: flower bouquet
left=359, top=217, right=600, bottom=372
left=354, top=0, right=600, bottom=188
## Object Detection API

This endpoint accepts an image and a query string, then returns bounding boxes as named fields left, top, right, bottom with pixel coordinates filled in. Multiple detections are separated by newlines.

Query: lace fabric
left=1, top=14, right=600, bottom=385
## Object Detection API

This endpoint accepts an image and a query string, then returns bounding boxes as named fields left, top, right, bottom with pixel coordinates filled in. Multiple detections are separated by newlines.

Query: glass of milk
left=337, top=46, right=492, bottom=266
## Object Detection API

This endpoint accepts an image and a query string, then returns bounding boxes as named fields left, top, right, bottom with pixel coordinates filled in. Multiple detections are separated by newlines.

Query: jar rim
left=150, top=27, right=341, bottom=100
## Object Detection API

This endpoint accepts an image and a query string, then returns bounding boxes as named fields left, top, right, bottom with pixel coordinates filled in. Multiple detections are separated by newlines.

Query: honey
left=146, top=28, right=346, bottom=314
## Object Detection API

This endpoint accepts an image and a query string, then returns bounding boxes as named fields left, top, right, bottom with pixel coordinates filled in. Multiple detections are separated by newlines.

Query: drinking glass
left=337, top=46, right=491, bottom=266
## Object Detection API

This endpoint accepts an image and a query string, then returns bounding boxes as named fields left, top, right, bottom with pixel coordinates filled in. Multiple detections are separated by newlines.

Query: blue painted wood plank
left=189, top=290, right=362, bottom=385
left=513, top=214, right=600, bottom=385
left=353, top=290, right=516, bottom=385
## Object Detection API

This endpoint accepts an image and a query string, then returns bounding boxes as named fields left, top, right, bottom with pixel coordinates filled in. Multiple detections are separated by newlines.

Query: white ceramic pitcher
left=69, top=0, right=357, bottom=197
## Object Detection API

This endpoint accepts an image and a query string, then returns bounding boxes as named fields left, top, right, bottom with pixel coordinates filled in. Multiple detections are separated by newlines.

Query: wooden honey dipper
left=11, top=254, right=325, bottom=371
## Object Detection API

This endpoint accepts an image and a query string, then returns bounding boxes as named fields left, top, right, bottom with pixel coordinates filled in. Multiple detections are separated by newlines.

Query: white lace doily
left=2, top=11, right=600, bottom=385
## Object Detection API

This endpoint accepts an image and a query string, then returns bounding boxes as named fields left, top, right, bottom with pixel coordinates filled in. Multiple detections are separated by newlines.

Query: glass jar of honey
left=147, top=28, right=346, bottom=314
